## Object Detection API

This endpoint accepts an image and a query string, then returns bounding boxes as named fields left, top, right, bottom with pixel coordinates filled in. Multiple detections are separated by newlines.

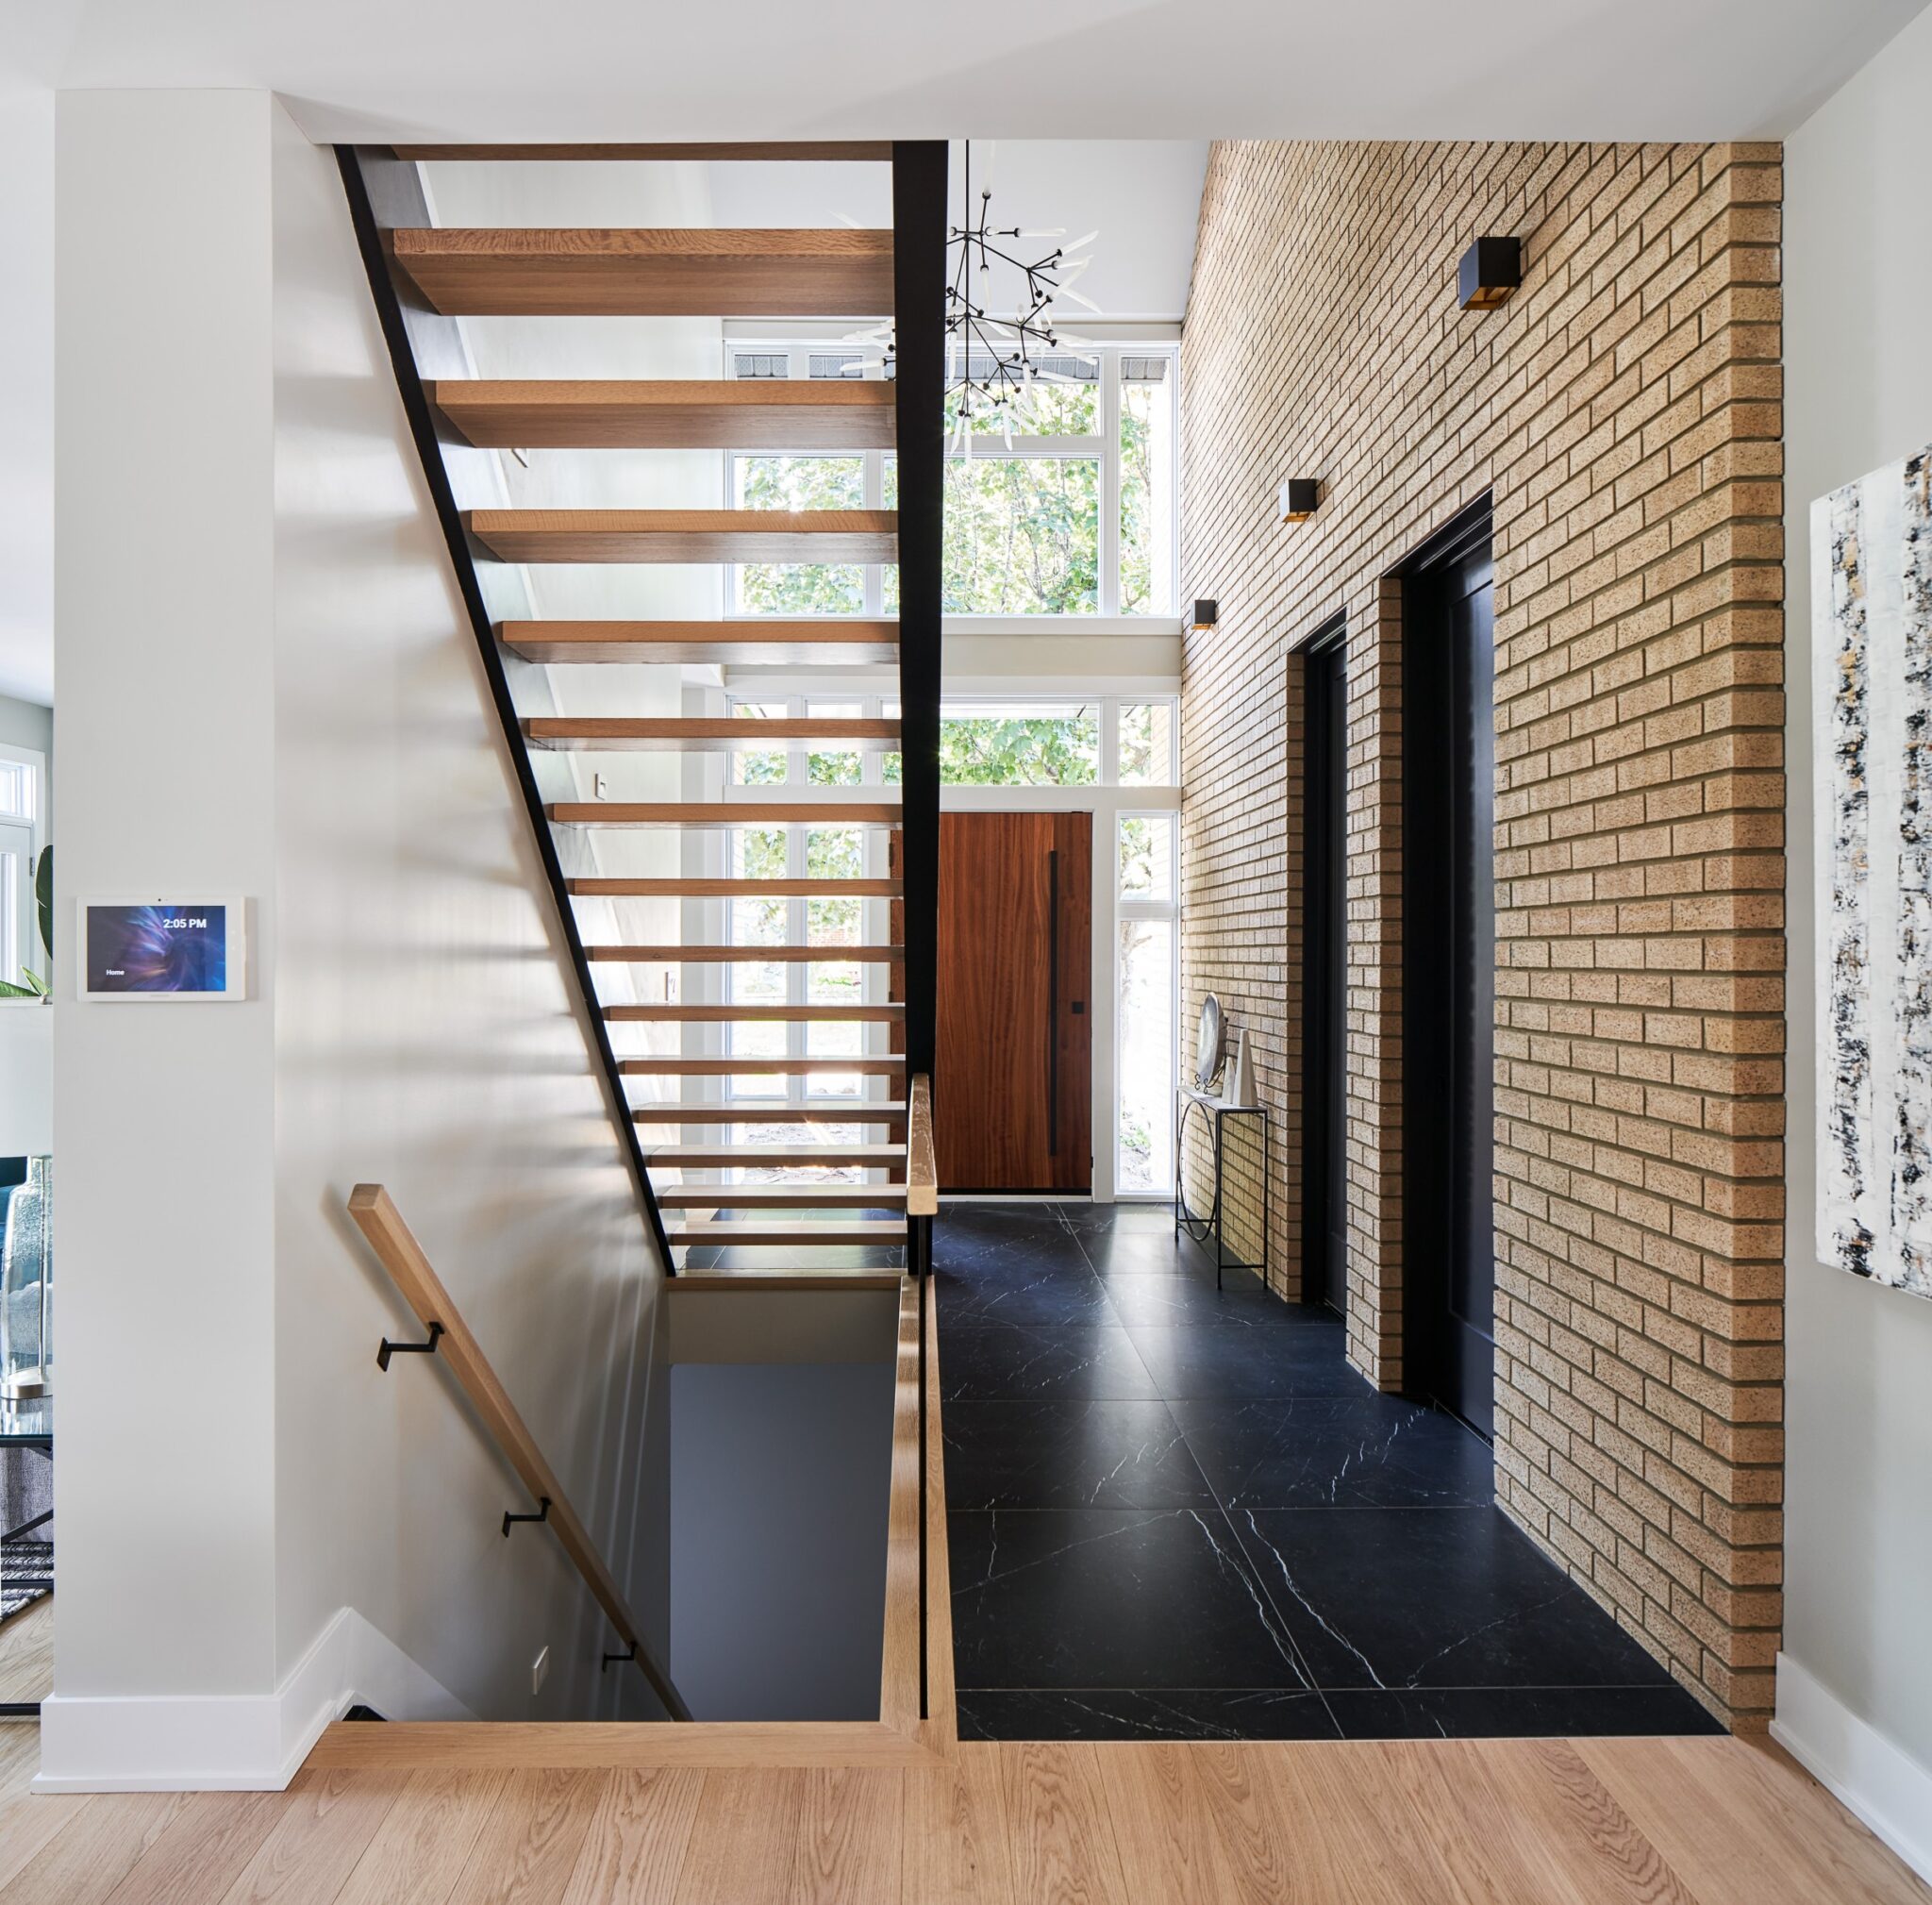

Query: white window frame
left=0, top=744, right=47, bottom=992
left=1114, top=810, right=1182, bottom=1201
left=719, top=340, right=1182, bottom=627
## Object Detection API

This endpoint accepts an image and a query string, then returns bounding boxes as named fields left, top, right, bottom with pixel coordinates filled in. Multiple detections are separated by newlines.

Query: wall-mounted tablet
left=79, top=899, right=247, bottom=1001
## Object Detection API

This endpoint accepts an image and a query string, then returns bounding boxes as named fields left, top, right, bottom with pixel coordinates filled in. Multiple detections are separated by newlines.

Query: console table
left=1173, top=1088, right=1269, bottom=1289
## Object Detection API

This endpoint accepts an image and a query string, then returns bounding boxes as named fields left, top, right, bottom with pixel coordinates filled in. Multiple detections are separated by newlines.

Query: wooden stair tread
left=467, top=509, right=897, bottom=564
left=391, top=227, right=894, bottom=318
left=631, top=1102, right=908, bottom=1123
left=608, top=1004, right=902, bottom=1022
left=501, top=620, right=898, bottom=663
left=395, top=143, right=893, bottom=161
left=589, top=944, right=903, bottom=961
left=433, top=379, right=895, bottom=450
left=621, top=1057, right=907, bottom=1075
left=655, top=1184, right=909, bottom=1207
left=665, top=1219, right=908, bottom=1245
left=551, top=801, right=902, bottom=827
left=527, top=717, right=899, bottom=751
left=642, top=1143, right=904, bottom=1164
left=572, top=877, right=901, bottom=897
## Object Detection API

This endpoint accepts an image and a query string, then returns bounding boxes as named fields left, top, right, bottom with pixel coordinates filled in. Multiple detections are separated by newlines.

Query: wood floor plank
left=1499, top=1739, right=1700, bottom=1905
left=557, top=1767, right=704, bottom=1905
left=1093, top=1742, right=1229, bottom=1902
left=331, top=1768, right=512, bottom=1905
left=996, top=1743, right=1130, bottom=1905
left=900, top=1746, right=1014, bottom=1905
left=0, top=1596, right=53, bottom=1706
left=0, top=1720, right=45, bottom=1808
left=675, top=1769, right=806, bottom=1905
left=1187, top=1744, right=1305, bottom=1905
left=1577, top=1735, right=1932, bottom=1905
left=790, top=1767, right=903, bottom=1903
left=1244, top=1742, right=1456, bottom=1905
left=215, top=1770, right=411, bottom=1905
left=0, top=1790, right=189, bottom=1902
left=445, top=1768, right=607, bottom=1905
left=0, top=1787, right=87, bottom=1892
left=101, top=1789, right=288, bottom=1905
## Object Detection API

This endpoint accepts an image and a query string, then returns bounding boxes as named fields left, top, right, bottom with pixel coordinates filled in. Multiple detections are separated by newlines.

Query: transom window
left=724, top=343, right=1177, bottom=622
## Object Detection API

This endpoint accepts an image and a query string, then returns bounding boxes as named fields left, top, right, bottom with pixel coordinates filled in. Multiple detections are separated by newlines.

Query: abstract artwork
left=1815, top=443, right=1932, bottom=1297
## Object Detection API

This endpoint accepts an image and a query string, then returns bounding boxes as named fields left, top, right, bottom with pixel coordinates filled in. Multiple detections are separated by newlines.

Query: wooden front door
left=937, top=811, right=1091, bottom=1192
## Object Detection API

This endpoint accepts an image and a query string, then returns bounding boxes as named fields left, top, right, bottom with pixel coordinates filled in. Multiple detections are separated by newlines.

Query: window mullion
left=1099, top=349, right=1121, bottom=618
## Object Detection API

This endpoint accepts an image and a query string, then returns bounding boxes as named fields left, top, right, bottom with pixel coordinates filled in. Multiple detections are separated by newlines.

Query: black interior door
left=1405, top=517, right=1497, bottom=1434
left=1301, top=631, right=1348, bottom=1316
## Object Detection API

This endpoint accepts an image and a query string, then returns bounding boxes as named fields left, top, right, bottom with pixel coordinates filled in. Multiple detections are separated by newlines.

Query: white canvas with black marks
left=1815, top=443, right=1932, bottom=1297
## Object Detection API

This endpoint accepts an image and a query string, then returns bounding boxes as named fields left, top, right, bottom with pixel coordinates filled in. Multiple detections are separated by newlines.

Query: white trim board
left=1772, top=1651, right=1932, bottom=1885
left=34, top=1606, right=473, bottom=1793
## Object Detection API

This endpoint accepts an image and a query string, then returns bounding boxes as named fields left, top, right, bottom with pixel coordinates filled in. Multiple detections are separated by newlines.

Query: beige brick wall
left=1178, top=142, right=1785, bottom=1729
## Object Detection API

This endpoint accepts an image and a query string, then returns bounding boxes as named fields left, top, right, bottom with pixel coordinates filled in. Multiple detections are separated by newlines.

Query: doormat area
left=1, top=1519, right=51, bottom=1624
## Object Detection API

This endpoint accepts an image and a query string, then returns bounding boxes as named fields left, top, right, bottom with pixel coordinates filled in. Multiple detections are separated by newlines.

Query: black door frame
left=1400, top=495, right=1498, bottom=1436
left=1298, top=614, right=1348, bottom=1317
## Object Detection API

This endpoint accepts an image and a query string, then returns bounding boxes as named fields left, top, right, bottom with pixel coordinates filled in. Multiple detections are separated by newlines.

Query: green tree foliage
left=938, top=710, right=1099, bottom=785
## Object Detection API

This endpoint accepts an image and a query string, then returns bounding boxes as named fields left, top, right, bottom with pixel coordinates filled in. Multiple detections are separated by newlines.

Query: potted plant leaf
left=0, top=847, right=52, bottom=1000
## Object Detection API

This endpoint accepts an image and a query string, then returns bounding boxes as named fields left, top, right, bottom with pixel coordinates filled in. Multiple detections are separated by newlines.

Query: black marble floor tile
left=934, top=1264, right=1116, bottom=1329
left=949, top=1508, right=1317, bottom=1692
left=1170, top=1395, right=1493, bottom=1508
left=941, top=1400, right=1214, bottom=1511
left=935, top=1202, right=1090, bottom=1274
left=1049, top=1201, right=1179, bottom=1236
left=1322, top=1682, right=1724, bottom=1740
left=1102, top=1268, right=1317, bottom=1329
left=1124, top=1318, right=1364, bottom=1399
left=1072, top=1221, right=1226, bottom=1277
left=936, top=1326, right=1161, bottom=1401
left=1231, top=1506, right=1675, bottom=1692
left=957, top=1686, right=1341, bottom=1743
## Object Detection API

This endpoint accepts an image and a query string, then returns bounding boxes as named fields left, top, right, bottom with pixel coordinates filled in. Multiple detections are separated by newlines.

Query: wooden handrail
left=906, top=1074, right=938, bottom=1217
left=347, top=1184, right=691, bottom=1721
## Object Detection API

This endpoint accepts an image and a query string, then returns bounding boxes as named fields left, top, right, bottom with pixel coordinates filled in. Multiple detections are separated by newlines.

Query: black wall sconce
left=1278, top=479, right=1318, bottom=523
left=1188, top=599, right=1218, bottom=633
left=1458, top=235, right=1522, bottom=310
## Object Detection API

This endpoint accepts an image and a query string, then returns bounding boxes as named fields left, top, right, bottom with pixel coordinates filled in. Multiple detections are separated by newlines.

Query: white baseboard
left=1772, top=1651, right=1932, bottom=1885
left=34, top=1606, right=473, bottom=1793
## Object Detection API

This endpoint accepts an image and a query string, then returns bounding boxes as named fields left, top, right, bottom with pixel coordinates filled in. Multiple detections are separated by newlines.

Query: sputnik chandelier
left=848, top=142, right=1100, bottom=451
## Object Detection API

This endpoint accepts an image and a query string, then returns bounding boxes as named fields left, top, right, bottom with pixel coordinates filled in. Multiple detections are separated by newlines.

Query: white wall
left=1780, top=3, right=1932, bottom=1871
left=46, top=92, right=677, bottom=1787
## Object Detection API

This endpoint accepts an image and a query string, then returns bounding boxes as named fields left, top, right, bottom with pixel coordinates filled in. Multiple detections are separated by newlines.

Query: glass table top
left=0, top=1393, right=50, bottom=1444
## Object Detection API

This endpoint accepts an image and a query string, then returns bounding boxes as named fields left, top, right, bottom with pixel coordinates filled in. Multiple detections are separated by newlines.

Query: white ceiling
left=14, top=0, right=1927, bottom=141
left=5, top=0, right=1928, bottom=708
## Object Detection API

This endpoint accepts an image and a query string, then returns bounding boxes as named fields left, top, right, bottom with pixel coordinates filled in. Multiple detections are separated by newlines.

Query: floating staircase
left=341, top=141, right=943, bottom=1278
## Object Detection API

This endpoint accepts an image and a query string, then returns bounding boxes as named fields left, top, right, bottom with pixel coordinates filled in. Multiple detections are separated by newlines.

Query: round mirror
left=1193, top=994, right=1224, bottom=1092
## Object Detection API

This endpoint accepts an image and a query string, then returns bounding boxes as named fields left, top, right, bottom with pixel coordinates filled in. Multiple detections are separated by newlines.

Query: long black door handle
left=1047, top=846, right=1059, bottom=1160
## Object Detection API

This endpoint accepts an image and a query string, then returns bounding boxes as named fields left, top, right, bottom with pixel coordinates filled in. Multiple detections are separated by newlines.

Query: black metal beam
left=332, top=145, right=675, bottom=1278
left=891, top=142, right=947, bottom=1084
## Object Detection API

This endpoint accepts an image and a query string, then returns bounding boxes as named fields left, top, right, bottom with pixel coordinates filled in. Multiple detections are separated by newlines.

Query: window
left=724, top=343, right=1178, bottom=622
left=1116, top=812, right=1179, bottom=1195
left=0, top=746, right=43, bottom=993
left=940, top=701, right=1101, bottom=786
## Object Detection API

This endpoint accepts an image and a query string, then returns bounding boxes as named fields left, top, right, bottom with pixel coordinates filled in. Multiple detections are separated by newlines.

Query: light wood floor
left=0, top=1596, right=52, bottom=1707
left=0, top=1719, right=1925, bottom=1903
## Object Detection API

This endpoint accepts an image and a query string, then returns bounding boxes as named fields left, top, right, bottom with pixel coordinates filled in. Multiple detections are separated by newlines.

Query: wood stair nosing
left=630, top=1104, right=908, bottom=1124
left=664, top=1219, right=908, bottom=1246
left=589, top=944, right=903, bottom=962
left=432, top=378, right=896, bottom=451
left=551, top=801, right=903, bottom=827
left=500, top=621, right=899, bottom=664
left=654, top=1185, right=908, bottom=1209
left=571, top=877, right=902, bottom=898
left=620, top=1057, right=907, bottom=1076
left=467, top=508, right=897, bottom=565
left=608, top=1004, right=903, bottom=1023
left=642, top=1143, right=905, bottom=1165
left=395, top=142, right=894, bottom=162
left=390, top=226, right=895, bottom=319
left=526, top=717, right=900, bottom=752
